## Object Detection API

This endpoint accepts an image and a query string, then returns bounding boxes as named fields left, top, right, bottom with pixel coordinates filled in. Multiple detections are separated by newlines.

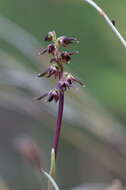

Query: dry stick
left=84, top=0, right=126, bottom=48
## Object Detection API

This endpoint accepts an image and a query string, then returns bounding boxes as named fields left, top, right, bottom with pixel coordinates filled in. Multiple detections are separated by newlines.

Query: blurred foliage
left=0, top=0, right=126, bottom=190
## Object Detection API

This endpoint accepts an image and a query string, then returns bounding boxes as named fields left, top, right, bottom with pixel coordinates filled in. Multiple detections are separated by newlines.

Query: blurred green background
left=0, top=0, right=126, bottom=189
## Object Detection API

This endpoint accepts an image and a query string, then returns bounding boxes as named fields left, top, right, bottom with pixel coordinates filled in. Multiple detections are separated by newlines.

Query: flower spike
left=36, top=32, right=85, bottom=183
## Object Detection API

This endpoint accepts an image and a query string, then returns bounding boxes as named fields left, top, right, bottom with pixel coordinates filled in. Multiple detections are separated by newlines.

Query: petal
left=38, top=47, right=48, bottom=55
left=37, top=69, right=48, bottom=77
left=47, top=94, right=54, bottom=102
left=74, top=78, right=85, bottom=86
left=34, top=93, right=48, bottom=100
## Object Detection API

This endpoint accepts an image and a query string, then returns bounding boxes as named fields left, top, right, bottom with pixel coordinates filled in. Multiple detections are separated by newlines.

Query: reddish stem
left=53, top=91, right=64, bottom=158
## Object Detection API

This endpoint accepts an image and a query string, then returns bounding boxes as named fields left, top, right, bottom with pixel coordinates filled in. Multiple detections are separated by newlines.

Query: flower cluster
left=36, top=31, right=84, bottom=103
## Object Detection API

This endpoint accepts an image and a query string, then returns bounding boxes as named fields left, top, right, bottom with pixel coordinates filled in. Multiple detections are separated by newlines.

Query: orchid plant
left=35, top=31, right=84, bottom=183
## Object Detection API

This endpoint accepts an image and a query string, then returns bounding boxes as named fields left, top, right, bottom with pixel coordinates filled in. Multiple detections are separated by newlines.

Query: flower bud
left=44, top=31, right=56, bottom=42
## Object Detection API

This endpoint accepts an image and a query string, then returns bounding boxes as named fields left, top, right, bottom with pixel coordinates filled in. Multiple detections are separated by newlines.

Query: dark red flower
left=65, top=73, right=85, bottom=86
left=57, top=73, right=85, bottom=91
left=38, top=44, right=56, bottom=55
left=57, top=78, right=72, bottom=91
left=60, top=51, right=79, bottom=63
left=50, top=51, right=78, bottom=64
left=35, top=89, right=60, bottom=103
left=37, top=64, right=60, bottom=78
